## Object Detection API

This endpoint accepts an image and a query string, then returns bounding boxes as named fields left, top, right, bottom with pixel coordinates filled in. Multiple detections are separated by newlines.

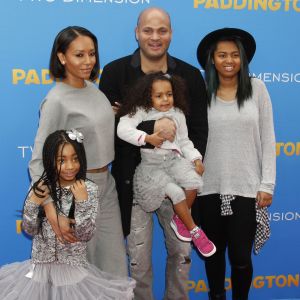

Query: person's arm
left=29, top=97, right=77, bottom=242
left=117, top=110, right=164, bottom=148
left=22, top=200, right=41, bottom=236
left=142, top=118, right=176, bottom=141
left=29, top=98, right=62, bottom=182
left=22, top=182, right=49, bottom=236
left=176, top=111, right=204, bottom=175
left=71, top=180, right=99, bottom=242
left=117, top=110, right=148, bottom=146
left=44, top=203, right=77, bottom=243
left=257, top=80, right=276, bottom=206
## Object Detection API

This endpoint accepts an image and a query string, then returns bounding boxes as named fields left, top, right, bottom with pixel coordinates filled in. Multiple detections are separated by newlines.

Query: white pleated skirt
left=0, top=260, right=135, bottom=300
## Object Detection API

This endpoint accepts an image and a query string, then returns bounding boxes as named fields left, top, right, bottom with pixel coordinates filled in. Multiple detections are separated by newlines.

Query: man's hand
left=154, top=117, right=176, bottom=142
left=112, top=101, right=121, bottom=114
left=145, top=132, right=165, bottom=148
left=44, top=202, right=77, bottom=243
left=256, top=191, right=273, bottom=208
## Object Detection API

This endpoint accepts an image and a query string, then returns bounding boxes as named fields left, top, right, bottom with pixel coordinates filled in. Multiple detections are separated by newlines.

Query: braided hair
left=31, top=130, right=87, bottom=223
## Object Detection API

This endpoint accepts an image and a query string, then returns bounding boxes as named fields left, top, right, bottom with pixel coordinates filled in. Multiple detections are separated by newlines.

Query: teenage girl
left=196, top=28, right=276, bottom=300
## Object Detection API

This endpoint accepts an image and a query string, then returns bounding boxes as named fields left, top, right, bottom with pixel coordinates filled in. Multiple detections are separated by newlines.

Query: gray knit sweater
left=29, top=81, right=114, bottom=182
left=201, top=78, right=276, bottom=197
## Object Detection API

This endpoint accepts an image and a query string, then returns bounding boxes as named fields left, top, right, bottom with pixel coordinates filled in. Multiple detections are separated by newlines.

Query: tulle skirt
left=0, top=260, right=135, bottom=300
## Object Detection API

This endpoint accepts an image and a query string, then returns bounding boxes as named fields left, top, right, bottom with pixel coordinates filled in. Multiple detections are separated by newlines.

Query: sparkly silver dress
left=0, top=180, right=135, bottom=300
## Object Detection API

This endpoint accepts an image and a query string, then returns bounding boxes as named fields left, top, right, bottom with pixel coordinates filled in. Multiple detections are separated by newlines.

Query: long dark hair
left=29, top=130, right=87, bottom=222
left=49, top=26, right=100, bottom=81
left=118, top=72, right=189, bottom=117
left=205, top=37, right=252, bottom=108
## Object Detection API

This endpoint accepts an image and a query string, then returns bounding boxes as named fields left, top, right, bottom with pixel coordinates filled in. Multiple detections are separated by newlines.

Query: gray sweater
left=202, top=78, right=276, bottom=197
left=29, top=81, right=114, bottom=182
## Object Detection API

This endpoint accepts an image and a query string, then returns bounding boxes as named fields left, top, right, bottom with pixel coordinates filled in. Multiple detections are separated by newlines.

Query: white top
left=29, top=81, right=115, bottom=182
left=117, top=107, right=202, bottom=162
left=201, top=78, right=276, bottom=197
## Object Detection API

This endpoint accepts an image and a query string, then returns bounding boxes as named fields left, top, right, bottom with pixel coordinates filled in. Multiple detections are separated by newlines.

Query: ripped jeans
left=127, top=199, right=191, bottom=300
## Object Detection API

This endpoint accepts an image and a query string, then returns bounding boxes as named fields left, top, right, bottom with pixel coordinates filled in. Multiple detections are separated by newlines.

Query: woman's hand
left=71, top=180, right=88, bottom=202
left=256, top=191, right=273, bottom=208
left=44, top=202, right=77, bottom=243
left=194, top=159, right=205, bottom=176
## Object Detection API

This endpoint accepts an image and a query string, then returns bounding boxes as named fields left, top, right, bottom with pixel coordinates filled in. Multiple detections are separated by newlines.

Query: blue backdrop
left=1, top=1, right=299, bottom=299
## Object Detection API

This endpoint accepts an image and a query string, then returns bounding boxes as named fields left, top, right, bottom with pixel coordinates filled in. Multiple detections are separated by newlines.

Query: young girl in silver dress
left=117, top=72, right=216, bottom=257
left=0, top=129, right=135, bottom=300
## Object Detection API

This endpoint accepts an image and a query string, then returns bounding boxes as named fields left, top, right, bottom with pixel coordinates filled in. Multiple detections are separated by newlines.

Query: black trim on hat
left=197, top=28, right=256, bottom=69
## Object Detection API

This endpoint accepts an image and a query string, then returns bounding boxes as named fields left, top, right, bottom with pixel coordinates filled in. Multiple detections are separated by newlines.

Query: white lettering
left=269, top=211, right=300, bottom=222
left=18, top=146, right=33, bottom=158
left=251, top=72, right=300, bottom=83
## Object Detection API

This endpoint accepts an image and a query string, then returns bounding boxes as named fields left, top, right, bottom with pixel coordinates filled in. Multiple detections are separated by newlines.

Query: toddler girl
left=117, top=73, right=216, bottom=257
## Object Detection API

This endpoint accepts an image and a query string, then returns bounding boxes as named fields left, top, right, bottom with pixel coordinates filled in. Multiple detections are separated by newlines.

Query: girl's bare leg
left=173, top=189, right=197, bottom=231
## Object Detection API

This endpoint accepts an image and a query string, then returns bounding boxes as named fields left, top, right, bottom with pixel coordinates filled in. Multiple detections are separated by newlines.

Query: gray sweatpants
left=87, top=171, right=128, bottom=277
left=127, top=199, right=191, bottom=300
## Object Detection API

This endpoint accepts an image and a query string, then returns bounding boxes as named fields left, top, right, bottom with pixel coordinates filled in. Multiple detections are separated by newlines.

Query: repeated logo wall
left=1, top=1, right=299, bottom=299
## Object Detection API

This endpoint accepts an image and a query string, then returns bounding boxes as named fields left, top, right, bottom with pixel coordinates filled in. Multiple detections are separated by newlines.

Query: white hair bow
left=66, top=128, right=84, bottom=143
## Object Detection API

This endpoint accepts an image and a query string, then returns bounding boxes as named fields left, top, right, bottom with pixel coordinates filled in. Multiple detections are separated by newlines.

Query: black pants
left=197, top=194, right=257, bottom=300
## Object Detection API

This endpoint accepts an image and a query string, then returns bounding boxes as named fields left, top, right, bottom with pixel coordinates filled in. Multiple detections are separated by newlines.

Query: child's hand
left=71, top=180, right=88, bottom=202
left=30, top=181, right=50, bottom=205
left=145, top=131, right=165, bottom=148
left=194, top=159, right=204, bottom=175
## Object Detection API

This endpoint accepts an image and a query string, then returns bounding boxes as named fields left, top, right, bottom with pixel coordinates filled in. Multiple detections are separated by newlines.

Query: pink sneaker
left=191, top=228, right=216, bottom=257
left=170, top=214, right=192, bottom=242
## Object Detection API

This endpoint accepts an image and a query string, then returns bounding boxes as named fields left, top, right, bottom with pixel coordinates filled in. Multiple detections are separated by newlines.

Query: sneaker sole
left=170, top=220, right=192, bottom=242
left=198, top=244, right=217, bottom=257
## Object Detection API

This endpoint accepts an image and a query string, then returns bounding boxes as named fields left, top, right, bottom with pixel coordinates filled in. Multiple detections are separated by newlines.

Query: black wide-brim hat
left=197, top=28, right=256, bottom=69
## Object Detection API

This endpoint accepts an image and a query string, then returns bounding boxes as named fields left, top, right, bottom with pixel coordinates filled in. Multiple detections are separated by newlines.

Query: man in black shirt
left=100, top=7, right=207, bottom=300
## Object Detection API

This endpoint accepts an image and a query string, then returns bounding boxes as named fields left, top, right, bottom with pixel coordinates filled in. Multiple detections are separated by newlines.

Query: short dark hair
left=118, top=72, right=188, bottom=117
left=49, top=26, right=100, bottom=81
left=205, top=37, right=252, bottom=108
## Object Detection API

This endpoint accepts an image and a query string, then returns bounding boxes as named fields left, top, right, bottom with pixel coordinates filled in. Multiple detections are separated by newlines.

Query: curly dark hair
left=118, top=72, right=189, bottom=117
